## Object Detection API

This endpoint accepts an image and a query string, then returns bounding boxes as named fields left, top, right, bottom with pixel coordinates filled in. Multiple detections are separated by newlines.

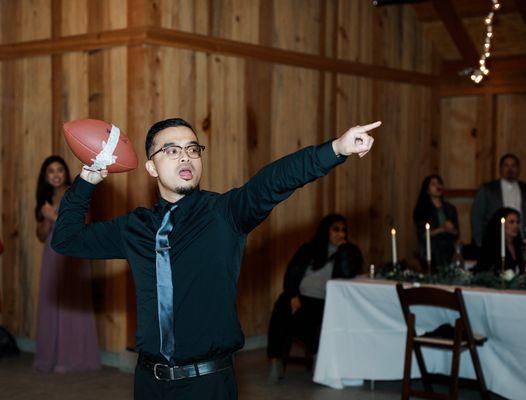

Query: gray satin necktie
left=155, top=204, right=178, bottom=362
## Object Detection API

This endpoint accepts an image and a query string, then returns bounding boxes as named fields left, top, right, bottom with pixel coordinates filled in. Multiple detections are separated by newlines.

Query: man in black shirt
left=52, top=117, right=380, bottom=399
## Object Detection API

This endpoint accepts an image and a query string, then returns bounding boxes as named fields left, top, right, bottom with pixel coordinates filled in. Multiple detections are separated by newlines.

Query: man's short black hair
left=499, top=153, right=520, bottom=168
left=145, top=118, right=198, bottom=158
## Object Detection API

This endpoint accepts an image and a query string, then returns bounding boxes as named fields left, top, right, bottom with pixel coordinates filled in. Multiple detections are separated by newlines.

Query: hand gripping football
left=63, top=119, right=138, bottom=173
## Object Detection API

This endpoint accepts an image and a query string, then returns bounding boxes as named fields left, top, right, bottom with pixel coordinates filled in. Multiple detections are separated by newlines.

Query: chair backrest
left=396, top=283, right=476, bottom=342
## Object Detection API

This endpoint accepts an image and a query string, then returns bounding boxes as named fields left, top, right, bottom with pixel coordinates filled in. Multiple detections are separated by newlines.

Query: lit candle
left=425, top=223, right=431, bottom=263
left=390, top=228, right=398, bottom=266
left=501, top=217, right=506, bottom=258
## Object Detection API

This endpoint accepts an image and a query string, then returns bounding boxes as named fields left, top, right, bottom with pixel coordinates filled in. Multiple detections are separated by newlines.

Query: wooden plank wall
left=439, top=93, right=526, bottom=245
left=0, top=0, right=439, bottom=351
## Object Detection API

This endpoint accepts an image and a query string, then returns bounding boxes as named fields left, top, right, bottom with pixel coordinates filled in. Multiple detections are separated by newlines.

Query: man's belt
left=138, top=353, right=233, bottom=381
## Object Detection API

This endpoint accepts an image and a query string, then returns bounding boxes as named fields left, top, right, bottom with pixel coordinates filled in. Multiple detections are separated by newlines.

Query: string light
left=470, top=0, right=501, bottom=84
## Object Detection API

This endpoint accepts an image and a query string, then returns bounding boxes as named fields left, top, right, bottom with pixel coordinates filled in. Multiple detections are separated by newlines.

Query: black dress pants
left=267, top=293, right=325, bottom=358
left=134, top=361, right=237, bottom=400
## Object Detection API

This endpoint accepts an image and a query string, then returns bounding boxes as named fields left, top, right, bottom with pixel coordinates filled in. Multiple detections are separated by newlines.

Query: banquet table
left=313, top=278, right=526, bottom=400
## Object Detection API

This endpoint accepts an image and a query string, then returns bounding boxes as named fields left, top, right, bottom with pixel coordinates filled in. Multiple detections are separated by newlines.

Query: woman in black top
left=477, top=207, right=524, bottom=275
left=266, top=214, right=363, bottom=381
left=413, top=174, right=459, bottom=270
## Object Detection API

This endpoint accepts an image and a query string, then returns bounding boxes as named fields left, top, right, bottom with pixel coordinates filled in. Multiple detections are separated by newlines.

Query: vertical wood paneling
left=60, top=52, right=89, bottom=170
left=440, top=97, right=480, bottom=188
left=1, top=0, right=447, bottom=344
left=208, top=55, right=247, bottom=193
left=22, top=57, right=53, bottom=338
left=60, top=0, right=88, bottom=36
left=477, top=94, right=496, bottom=184
left=211, top=0, right=260, bottom=44
left=0, top=56, right=52, bottom=336
left=496, top=94, right=526, bottom=169
left=438, top=93, right=526, bottom=246
left=125, top=0, right=162, bottom=347
left=0, top=0, right=52, bottom=44
left=269, top=65, right=321, bottom=302
left=272, top=0, right=321, bottom=54
left=237, top=0, right=274, bottom=337
left=266, top=0, right=324, bottom=307
left=0, top=60, right=3, bottom=319
left=1, top=59, right=21, bottom=331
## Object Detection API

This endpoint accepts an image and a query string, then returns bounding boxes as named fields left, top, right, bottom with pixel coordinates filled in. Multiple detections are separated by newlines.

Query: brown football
left=63, top=119, right=138, bottom=173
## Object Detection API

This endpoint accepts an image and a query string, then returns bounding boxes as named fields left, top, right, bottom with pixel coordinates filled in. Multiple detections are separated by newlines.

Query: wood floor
left=0, top=350, right=499, bottom=400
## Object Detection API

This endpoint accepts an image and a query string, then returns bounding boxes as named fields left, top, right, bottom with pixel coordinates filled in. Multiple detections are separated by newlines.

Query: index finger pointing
left=360, top=121, right=382, bottom=133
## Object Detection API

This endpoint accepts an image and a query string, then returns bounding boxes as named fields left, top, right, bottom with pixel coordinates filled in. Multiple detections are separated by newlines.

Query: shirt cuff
left=315, top=140, right=348, bottom=171
left=71, top=175, right=97, bottom=199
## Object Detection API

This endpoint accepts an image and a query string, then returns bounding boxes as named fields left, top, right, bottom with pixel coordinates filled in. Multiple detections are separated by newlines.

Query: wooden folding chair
left=396, top=283, right=490, bottom=400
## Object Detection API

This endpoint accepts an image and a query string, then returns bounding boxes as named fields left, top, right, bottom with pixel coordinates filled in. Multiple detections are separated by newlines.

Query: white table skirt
left=313, top=279, right=526, bottom=400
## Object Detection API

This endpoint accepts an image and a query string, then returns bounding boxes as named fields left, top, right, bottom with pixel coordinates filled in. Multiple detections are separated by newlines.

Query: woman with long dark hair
left=413, top=174, right=459, bottom=269
left=33, top=155, right=100, bottom=372
left=267, top=214, right=363, bottom=381
left=477, top=207, right=524, bottom=275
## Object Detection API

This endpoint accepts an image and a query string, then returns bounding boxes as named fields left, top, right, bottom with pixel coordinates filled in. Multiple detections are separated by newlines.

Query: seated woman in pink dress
left=33, top=155, right=100, bottom=373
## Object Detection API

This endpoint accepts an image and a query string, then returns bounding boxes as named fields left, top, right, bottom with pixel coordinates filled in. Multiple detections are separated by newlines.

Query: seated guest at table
left=476, top=207, right=524, bottom=275
left=413, top=174, right=459, bottom=269
left=471, top=153, right=526, bottom=248
left=266, top=214, right=363, bottom=382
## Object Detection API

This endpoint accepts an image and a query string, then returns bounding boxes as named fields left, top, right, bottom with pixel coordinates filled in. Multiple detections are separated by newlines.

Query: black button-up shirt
left=52, top=141, right=345, bottom=364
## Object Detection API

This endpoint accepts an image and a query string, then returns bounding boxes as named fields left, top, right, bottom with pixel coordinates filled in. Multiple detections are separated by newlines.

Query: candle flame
left=391, top=228, right=396, bottom=235
left=425, top=223, right=430, bottom=229
left=501, top=217, right=506, bottom=224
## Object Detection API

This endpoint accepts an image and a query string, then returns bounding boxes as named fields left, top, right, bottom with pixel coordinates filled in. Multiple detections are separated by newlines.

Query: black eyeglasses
left=148, top=144, right=206, bottom=161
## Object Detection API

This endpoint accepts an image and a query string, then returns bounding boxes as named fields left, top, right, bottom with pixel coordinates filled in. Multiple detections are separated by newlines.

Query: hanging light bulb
left=469, top=3, right=500, bottom=84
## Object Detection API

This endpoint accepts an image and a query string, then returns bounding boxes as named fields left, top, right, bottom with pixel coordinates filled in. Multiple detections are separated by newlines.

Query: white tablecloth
left=314, top=279, right=526, bottom=400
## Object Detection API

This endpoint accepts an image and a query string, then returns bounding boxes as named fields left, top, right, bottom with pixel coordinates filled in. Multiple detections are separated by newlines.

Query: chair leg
left=401, top=313, right=415, bottom=400
left=448, top=320, right=462, bottom=400
left=413, top=344, right=433, bottom=393
left=468, top=344, right=490, bottom=400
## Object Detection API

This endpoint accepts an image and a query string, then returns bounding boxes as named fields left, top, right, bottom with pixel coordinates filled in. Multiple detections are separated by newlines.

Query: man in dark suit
left=471, top=153, right=526, bottom=247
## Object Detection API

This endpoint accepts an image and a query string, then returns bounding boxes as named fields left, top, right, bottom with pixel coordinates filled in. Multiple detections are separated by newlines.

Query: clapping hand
left=41, top=202, right=57, bottom=222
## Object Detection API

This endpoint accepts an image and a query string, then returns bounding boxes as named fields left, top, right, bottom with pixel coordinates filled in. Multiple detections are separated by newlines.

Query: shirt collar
left=501, top=178, right=519, bottom=188
left=155, top=187, right=201, bottom=216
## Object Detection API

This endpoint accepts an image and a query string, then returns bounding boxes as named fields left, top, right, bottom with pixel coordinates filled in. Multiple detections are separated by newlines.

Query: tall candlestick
left=390, top=228, right=398, bottom=266
left=425, top=223, right=431, bottom=264
left=501, top=217, right=506, bottom=271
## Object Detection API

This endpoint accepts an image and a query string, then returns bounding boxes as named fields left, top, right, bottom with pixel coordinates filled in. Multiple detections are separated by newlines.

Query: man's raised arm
left=51, top=168, right=127, bottom=260
left=227, top=122, right=381, bottom=234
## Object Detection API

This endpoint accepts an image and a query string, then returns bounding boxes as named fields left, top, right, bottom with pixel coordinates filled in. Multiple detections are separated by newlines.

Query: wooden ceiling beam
left=440, top=81, right=526, bottom=96
left=0, top=27, right=438, bottom=86
left=413, top=0, right=517, bottom=22
left=440, top=55, right=526, bottom=96
left=431, top=0, right=480, bottom=64
left=442, top=55, right=526, bottom=76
